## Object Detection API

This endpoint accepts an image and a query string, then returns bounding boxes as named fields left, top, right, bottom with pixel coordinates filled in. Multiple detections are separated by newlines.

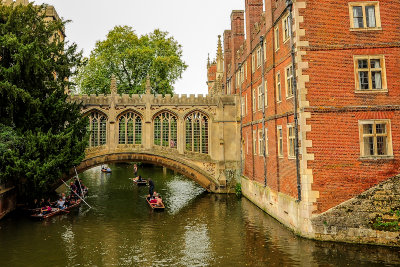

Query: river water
left=1, top=163, right=400, bottom=267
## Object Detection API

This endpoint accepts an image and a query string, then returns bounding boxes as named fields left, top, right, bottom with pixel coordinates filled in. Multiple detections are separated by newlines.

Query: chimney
left=245, top=0, right=263, bottom=48
left=230, top=10, right=245, bottom=93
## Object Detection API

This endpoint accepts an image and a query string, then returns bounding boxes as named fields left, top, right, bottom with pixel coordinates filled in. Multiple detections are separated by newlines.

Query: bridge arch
left=70, top=152, right=219, bottom=192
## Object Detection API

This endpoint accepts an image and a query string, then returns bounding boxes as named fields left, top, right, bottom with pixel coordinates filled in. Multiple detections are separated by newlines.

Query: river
left=1, top=163, right=400, bottom=266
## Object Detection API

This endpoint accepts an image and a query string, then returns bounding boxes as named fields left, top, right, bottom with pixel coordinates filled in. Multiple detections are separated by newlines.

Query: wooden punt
left=146, top=197, right=165, bottom=211
left=132, top=178, right=148, bottom=186
left=30, top=200, right=81, bottom=220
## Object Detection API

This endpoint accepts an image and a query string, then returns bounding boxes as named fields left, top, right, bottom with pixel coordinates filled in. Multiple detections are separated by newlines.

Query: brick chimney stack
left=245, top=0, right=264, bottom=49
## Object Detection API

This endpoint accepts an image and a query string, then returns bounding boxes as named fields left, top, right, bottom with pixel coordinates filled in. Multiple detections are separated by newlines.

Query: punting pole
left=74, top=166, right=85, bottom=199
left=61, top=179, right=92, bottom=209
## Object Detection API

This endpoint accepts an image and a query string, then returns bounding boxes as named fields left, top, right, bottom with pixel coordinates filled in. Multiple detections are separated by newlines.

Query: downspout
left=287, top=0, right=301, bottom=201
left=260, top=36, right=267, bottom=187
left=238, top=69, right=244, bottom=178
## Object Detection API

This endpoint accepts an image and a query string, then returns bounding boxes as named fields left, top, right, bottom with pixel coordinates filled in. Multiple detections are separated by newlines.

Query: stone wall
left=311, top=175, right=400, bottom=246
left=0, top=187, right=16, bottom=220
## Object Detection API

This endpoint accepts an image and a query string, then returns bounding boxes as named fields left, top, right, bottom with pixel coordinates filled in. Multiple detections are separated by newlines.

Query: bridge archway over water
left=72, top=152, right=219, bottom=192
left=68, top=78, right=242, bottom=193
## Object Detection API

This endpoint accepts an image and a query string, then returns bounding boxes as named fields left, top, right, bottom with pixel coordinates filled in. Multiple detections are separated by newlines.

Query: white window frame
left=287, top=124, right=295, bottom=159
left=264, top=81, right=268, bottom=107
left=257, top=47, right=262, bottom=68
left=285, top=65, right=294, bottom=98
left=252, top=89, right=256, bottom=112
left=359, top=120, right=393, bottom=159
left=282, top=13, right=291, bottom=43
left=274, top=27, right=280, bottom=51
left=258, top=85, right=263, bottom=110
left=348, top=2, right=381, bottom=31
left=252, top=54, right=256, bottom=73
left=265, top=128, right=268, bottom=156
left=258, top=129, right=264, bottom=156
left=353, top=55, right=387, bottom=93
left=277, top=125, right=283, bottom=158
left=253, top=130, right=257, bottom=155
left=263, top=40, right=267, bottom=62
left=276, top=72, right=282, bottom=102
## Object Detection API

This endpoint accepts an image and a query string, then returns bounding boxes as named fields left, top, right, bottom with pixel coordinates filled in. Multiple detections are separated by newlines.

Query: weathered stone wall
left=0, top=187, right=16, bottom=220
left=311, top=175, right=400, bottom=246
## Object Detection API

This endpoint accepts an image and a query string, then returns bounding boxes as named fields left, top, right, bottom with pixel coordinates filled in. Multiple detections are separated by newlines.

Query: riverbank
left=242, top=175, right=400, bottom=247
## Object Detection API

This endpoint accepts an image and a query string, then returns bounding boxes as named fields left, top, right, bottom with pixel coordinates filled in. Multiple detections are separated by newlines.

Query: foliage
left=371, top=209, right=400, bottom=232
left=0, top=3, right=88, bottom=200
left=235, top=183, right=242, bottom=198
left=75, top=26, right=188, bottom=95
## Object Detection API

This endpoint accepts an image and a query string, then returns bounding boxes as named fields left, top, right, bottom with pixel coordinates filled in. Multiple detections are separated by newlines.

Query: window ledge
left=283, top=38, right=290, bottom=44
left=359, top=156, right=394, bottom=161
left=286, top=95, right=294, bottom=100
left=276, top=100, right=282, bottom=103
left=288, top=156, right=296, bottom=160
left=355, top=89, right=388, bottom=94
left=350, top=27, right=382, bottom=32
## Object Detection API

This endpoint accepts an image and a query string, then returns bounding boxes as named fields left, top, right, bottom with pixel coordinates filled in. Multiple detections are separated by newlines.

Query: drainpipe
left=238, top=66, right=243, bottom=178
left=287, top=0, right=301, bottom=201
left=260, top=36, right=267, bottom=187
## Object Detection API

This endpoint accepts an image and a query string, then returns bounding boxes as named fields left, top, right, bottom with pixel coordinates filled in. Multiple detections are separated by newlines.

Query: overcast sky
left=33, top=0, right=245, bottom=95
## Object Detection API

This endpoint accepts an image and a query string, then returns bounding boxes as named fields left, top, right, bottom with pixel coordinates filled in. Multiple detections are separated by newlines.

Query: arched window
left=153, top=112, right=177, bottom=148
left=118, top=112, right=142, bottom=145
left=185, top=111, right=209, bottom=154
left=87, top=111, right=107, bottom=147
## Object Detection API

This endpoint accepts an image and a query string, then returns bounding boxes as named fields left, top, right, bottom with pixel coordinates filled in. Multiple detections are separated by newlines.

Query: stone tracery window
left=118, top=112, right=142, bottom=145
left=153, top=111, right=177, bottom=148
left=87, top=111, right=107, bottom=147
left=185, top=111, right=209, bottom=154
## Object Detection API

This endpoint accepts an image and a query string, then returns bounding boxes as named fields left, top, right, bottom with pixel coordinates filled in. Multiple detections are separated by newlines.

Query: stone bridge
left=68, top=79, right=241, bottom=193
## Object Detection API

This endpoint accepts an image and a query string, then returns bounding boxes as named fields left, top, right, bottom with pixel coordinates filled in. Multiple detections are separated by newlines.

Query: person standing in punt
left=148, top=179, right=155, bottom=198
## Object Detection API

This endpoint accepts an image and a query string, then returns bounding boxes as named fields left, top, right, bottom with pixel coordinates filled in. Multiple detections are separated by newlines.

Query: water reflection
left=0, top=163, right=400, bottom=266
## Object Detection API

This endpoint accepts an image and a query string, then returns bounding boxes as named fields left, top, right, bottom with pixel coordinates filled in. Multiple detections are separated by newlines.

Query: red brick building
left=208, top=0, right=400, bottom=241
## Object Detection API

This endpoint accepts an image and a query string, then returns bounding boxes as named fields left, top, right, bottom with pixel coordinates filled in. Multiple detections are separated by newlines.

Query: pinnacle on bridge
left=110, top=74, right=117, bottom=94
left=145, top=75, right=151, bottom=95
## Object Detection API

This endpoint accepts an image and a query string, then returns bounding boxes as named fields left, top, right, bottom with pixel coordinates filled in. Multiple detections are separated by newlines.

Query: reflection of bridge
left=69, top=78, right=241, bottom=192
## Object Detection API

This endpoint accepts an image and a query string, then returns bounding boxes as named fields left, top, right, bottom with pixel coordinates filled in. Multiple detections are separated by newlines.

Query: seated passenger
left=56, top=198, right=65, bottom=209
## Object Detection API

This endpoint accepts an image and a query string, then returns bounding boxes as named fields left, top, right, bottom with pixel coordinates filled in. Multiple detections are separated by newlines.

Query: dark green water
left=1, top=163, right=400, bottom=267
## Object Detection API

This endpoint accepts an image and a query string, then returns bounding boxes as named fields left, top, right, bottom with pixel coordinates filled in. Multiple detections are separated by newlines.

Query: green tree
left=0, top=3, right=88, bottom=200
left=75, top=26, right=188, bottom=95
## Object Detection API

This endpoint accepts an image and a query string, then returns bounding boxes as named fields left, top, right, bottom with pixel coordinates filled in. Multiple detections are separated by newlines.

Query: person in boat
left=39, top=198, right=45, bottom=208
left=44, top=197, right=52, bottom=208
left=64, top=196, right=71, bottom=207
left=134, top=175, right=143, bottom=182
left=148, top=179, right=155, bottom=198
left=56, top=197, right=65, bottom=209
left=74, top=178, right=82, bottom=196
left=133, top=164, right=138, bottom=177
left=30, top=199, right=39, bottom=209
left=150, top=194, right=163, bottom=207
left=70, top=181, right=77, bottom=196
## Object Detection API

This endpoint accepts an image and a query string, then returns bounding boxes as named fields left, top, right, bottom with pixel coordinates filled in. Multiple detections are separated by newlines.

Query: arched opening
left=153, top=111, right=177, bottom=149
left=86, top=111, right=107, bottom=147
left=69, top=152, right=219, bottom=192
left=185, top=111, right=209, bottom=154
left=118, top=111, right=142, bottom=145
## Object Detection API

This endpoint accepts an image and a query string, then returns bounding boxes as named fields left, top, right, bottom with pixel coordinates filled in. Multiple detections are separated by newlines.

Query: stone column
left=177, top=118, right=184, bottom=154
